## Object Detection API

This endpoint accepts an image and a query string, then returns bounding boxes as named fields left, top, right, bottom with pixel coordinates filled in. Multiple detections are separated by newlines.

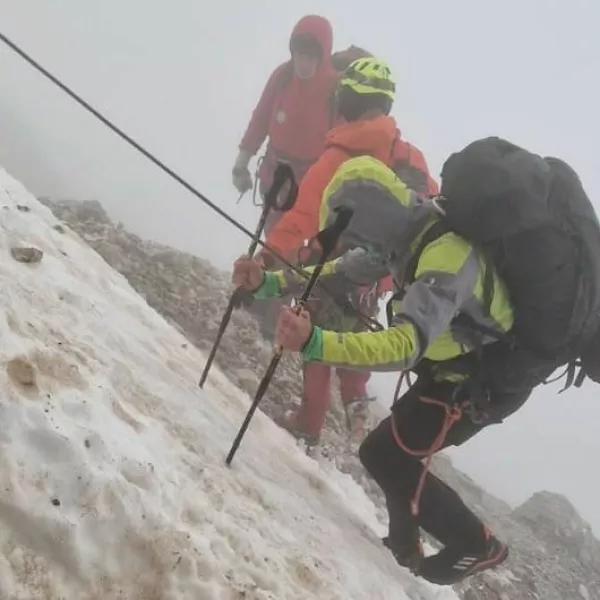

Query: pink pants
left=295, top=362, right=371, bottom=438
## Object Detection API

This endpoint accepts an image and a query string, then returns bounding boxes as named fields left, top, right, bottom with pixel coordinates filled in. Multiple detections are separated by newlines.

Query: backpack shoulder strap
left=385, top=219, right=450, bottom=327
left=391, top=135, right=430, bottom=197
left=404, top=220, right=451, bottom=285
left=390, top=133, right=409, bottom=161
left=327, top=90, right=337, bottom=129
left=407, top=220, right=497, bottom=314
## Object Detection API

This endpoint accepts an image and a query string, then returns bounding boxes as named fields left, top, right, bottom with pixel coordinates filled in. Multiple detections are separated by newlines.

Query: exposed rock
left=42, top=197, right=600, bottom=599
left=11, top=246, right=43, bottom=263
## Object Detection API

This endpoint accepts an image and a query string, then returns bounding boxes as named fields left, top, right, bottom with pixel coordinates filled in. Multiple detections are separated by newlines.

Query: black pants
left=358, top=347, right=556, bottom=552
left=359, top=380, right=489, bottom=551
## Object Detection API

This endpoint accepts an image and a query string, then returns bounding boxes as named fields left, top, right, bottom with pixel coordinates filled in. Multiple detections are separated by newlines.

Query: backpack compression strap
left=388, top=219, right=513, bottom=347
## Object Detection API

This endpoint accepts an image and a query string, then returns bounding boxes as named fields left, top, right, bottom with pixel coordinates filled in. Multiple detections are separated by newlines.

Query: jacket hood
left=290, top=15, right=333, bottom=58
left=320, top=154, right=428, bottom=253
left=325, top=115, right=399, bottom=164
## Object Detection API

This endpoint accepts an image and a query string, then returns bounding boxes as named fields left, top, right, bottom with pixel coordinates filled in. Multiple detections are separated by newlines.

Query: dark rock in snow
left=6, top=357, right=37, bottom=388
left=43, top=197, right=600, bottom=600
left=11, top=246, right=43, bottom=263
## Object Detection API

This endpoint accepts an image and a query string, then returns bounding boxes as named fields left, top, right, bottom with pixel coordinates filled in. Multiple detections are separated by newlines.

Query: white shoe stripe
left=455, top=558, right=478, bottom=566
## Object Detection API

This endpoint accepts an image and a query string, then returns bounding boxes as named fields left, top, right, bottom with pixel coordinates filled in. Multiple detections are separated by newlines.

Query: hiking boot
left=418, top=527, right=509, bottom=586
left=275, top=409, right=320, bottom=453
left=343, top=396, right=375, bottom=442
left=383, top=536, right=424, bottom=574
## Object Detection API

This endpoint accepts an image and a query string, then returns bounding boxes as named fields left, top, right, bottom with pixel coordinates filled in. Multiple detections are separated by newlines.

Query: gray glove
left=232, top=150, right=253, bottom=194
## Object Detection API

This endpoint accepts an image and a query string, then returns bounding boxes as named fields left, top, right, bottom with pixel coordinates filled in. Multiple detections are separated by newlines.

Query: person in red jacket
left=232, top=15, right=339, bottom=234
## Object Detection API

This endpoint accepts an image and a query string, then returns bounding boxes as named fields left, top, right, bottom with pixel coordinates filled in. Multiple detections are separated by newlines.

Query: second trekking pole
left=199, top=162, right=298, bottom=388
left=225, top=206, right=355, bottom=465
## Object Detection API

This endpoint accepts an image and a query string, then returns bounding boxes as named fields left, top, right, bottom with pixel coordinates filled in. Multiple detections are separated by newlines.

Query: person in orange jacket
left=257, top=57, right=438, bottom=450
left=232, top=14, right=339, bottom=234
left=261, top=57, right=437, bottom=264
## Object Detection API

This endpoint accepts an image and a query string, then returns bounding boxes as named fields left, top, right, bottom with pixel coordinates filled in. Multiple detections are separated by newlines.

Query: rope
left=392, top=370, right=413, bottom=405
left=0, top=30, right=383, bottom=333
left=390, top=396, right=463, bottom=517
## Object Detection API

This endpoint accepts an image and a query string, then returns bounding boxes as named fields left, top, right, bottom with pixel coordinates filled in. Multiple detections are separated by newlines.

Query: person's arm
left=239, top=64, right=287, bottom=157
left=254, top=247, right=388, bottom=299
left=301, top=237, right=480, bottom=371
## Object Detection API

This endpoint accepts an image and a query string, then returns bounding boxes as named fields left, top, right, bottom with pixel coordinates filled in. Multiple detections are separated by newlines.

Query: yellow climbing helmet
left=339, top=57, right=396, bottom=100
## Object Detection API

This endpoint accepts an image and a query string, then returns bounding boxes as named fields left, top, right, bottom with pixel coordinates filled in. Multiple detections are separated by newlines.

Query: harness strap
left=390, top=396, right=463, bottom=517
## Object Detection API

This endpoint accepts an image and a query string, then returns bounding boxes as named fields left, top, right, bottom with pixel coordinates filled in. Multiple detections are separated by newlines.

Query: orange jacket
left=264, top=114, right=437, bottom=261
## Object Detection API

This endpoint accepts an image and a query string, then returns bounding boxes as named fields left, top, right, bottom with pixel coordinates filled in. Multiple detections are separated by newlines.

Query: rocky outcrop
left=42, top=198, right=600, bottom=600
left=457, top=489, right=600, bottom=599
left=513, top=491, right=600, bottom=566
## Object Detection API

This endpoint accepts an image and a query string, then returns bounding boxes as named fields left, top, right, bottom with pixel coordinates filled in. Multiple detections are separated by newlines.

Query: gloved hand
left=232, top=254, right=265, bottom=292
left=232, top=150, right=253, bottom=194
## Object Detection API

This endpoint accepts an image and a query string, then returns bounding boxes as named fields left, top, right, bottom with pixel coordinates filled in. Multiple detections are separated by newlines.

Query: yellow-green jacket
left=254, top=155, right=514, bottom=376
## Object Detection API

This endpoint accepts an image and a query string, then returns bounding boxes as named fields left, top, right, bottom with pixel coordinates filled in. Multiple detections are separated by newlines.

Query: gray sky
left=0, top=0, right=599, bottom=532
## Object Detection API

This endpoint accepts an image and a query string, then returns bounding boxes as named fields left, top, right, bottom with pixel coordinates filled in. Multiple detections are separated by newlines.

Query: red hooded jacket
left=239, top=15, right=339, bottom=189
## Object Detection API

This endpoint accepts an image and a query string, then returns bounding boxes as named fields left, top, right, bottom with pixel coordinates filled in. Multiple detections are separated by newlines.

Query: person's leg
left=359, top=383, right=486, bottom=547
left=359, top=379, right=510, bottom=583
left=392, top=383, right=488, bottom=549
left=280, top=362, right=332, bottom=446
left=338, top=367, right=370, bottom=400
left=359, top=416, right=423, bottom=568
left=337, top=368, right=374, bottom=439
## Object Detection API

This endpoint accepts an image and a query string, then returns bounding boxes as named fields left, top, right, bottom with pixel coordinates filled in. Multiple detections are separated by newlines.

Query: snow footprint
left=286, top=554, right=332, bottom=596
left=111, top=398, right=145, bottom=433
left=32, top=350, right=86, bottom=390
left=119, top=457, right=156, bottom=492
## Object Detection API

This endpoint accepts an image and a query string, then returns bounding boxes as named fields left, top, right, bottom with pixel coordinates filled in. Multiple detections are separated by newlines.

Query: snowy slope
left=0, top=167, right=459, bottom=600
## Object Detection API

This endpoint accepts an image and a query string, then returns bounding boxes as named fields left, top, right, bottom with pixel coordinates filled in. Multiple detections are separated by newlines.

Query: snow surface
left=0, top=167, right=460, bottom=599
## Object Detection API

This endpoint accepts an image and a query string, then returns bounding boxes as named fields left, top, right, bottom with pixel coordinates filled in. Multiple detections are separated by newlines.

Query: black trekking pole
left=199, top=163, right=298, bottom=388
left=225, top=205, right=354, bottom=465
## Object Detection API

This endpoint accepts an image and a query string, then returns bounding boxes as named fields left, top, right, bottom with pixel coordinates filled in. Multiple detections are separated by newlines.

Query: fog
left=0, top=0, right=599, bottom=531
